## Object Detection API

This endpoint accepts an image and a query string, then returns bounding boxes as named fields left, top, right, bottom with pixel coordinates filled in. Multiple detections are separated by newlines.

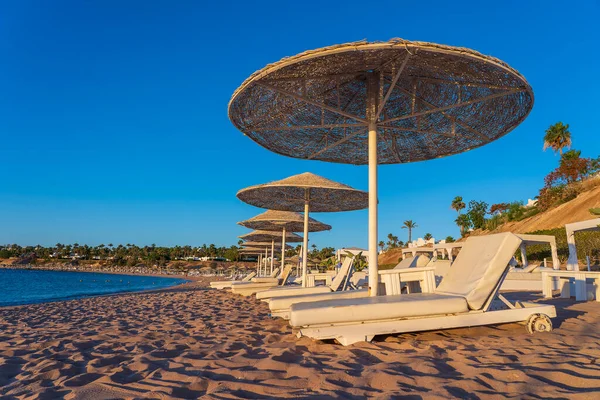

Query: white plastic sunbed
left=289, top=233, right=557, bottom=346
left=230, top=265, right=291, bottom=296
left=256, top=257, right=355, bottom=302
left=210, top=271, right=257, bottom=290
left=268, top=255, right=429, bottom=319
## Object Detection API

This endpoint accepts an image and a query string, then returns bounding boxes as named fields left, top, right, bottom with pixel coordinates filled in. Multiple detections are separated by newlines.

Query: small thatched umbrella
left=237, top=172, right=367, bottom=286
left=238, top=209, right=331, bottom=275
left=238, top=248, right=264, bottom=273
left=241, top=241, right=292, bottom=276
left=240, top=230, right=303, bottom=275
left=241, top=241, right=291, bottom=249
left=229, top=39, right=533, bottom=295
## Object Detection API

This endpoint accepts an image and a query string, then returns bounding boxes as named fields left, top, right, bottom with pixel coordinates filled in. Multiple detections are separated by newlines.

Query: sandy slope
left=488, top=185, right=600, bottom=234
left=1, top=280, right=600, bottom=399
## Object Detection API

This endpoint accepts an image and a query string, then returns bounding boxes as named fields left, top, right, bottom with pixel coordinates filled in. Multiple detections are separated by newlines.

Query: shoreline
left=0, top=268, right=196, bottom=309
left=0, top=263, right=232, bottom=280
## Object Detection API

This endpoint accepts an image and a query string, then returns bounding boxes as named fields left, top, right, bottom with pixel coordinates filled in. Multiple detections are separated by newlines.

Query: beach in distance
left=1, top=277, right=600, bottom=399
left=0, top=268, right=188, bottom=307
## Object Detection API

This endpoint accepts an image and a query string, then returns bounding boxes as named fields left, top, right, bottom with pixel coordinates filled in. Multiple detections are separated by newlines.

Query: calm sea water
left=0, top=269, right=188, bottom=307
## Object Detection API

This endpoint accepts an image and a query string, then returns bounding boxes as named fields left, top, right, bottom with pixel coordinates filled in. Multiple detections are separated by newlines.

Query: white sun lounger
left=230, top=266, right=291, bottom=296
left=210, top=271, right=257, bottom=290
left=268, top=255, right=429, bottom=319
left=256, top=257, right=355, bottom=301
left=290, top=233, right=557, bottom=345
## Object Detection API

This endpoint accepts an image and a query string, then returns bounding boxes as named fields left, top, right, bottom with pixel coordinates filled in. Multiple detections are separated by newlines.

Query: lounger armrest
left=309, top=271, right=336, bottom=278
left=378, top=266, right=436, bottom=275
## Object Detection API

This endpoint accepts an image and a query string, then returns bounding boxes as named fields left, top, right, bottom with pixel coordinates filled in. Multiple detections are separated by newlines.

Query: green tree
left=543, top=122, right=572, bottom=155
left=402, top=220, right=418, bottom=243
left=455, top=214, right=472, bottom=236
left=423, top=233, right=433, bottom=241
left=378, top=241, right=385, bottom=252
left=466, top=200, right=489, bottom=230
left=445, top=236, right=455, bottom=243
left=451, top=196, right=465, bottom=214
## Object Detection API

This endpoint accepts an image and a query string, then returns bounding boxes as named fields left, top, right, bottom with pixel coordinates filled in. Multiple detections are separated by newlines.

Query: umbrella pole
left=297, top=245, right=302, bottom=276
left=270, top=239, right=274, bottom=275
left=281, top=227, right=286, bottom=272
left=302, top=200, right=310, bottom=287
left=263, top=247, right=267, bottom=276
left=367, top=72, right=379, bottom=296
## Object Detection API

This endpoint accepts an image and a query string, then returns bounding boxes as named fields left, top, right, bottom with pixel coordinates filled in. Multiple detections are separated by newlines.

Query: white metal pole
left=367, top=72, right=379, bottom=296
left=270, top=239, right=274, bottom=275
left=297, top=244, right=302, bottom=277
left=281, top=226, right=286, bottom=271
left=302, top=200, right=310, bottom=287
left=264, top=247, right=268, bottom=276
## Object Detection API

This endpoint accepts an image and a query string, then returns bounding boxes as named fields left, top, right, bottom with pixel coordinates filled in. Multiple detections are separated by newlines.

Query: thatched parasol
left=238, top=209, right=331, bottom=273
left=239, top=230, right=303, bottom=275
left=241, top=243, right=291, bottom=250
left=237, top=172, right=367, bottom=286
left=239, top=229, right=303, bottom=242
left=229, top=39, right=533, bottom=295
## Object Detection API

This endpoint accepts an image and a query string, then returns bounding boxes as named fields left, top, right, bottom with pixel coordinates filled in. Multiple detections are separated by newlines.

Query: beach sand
left=1, top=279, right=599, bottom=399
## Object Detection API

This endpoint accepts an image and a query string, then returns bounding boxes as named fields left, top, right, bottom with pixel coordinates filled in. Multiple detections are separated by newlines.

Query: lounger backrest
left=271, top=267, right=280, bottom=278
left=279, top=265, right=293, bottom=285
left=242, top=271, right=257, bottom=282
left=330, top=257, right=353, bottom=291
left=426, top=259, right=452, bottom=286
left=394, top=255, right=430, bottom=269
left=435, top=233, right=522, bottom=310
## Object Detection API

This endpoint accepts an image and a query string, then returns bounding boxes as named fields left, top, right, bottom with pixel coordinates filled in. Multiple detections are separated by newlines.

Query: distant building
left=407, top=237, right=435, bottom=248
left=526, top=198, right=538, bottom=208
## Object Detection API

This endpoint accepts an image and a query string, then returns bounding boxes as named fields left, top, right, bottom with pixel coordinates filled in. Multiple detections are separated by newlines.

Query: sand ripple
left=1, top=279, right=600, bottom=398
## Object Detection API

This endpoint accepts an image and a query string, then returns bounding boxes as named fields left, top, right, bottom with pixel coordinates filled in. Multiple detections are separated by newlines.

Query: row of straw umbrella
left=235, top=173, right=368, bottom=285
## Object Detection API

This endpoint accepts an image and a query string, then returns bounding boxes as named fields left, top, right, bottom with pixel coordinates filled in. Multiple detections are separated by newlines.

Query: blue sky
left=1, top=1, right=599, bottom=249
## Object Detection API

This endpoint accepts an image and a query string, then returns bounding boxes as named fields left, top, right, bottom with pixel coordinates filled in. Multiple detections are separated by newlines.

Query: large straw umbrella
left=229, top=39, right=534, bottom=296
left=239, top=230, right=303, bottom=275
left=238, top=209, right=331, bottom=274
left=237, top=173, right=368, bottom=287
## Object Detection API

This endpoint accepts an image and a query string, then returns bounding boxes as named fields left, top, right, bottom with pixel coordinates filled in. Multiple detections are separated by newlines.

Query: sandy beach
left=1, top=279, right=599, bottom=399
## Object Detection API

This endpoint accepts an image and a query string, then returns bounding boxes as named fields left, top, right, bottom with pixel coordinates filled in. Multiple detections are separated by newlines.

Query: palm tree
left=451, top=196, right=465, bottom=214
left=543, top=122, right=572, bottom=155
left=378, top=241, right=385, bottom=252
left=402, top=220, right=417, bottom=243
left=423, top=233, right=433, bottom=241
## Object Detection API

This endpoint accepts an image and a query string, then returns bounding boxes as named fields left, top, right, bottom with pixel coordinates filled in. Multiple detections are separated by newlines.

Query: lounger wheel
left=526, top=314, right=553, bottom=334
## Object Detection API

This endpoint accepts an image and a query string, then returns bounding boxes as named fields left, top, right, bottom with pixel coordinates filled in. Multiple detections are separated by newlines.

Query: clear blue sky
left=1, top=1, right=599, bottom=249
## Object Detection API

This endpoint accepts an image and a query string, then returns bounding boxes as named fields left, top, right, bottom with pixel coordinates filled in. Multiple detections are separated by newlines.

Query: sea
left=0, top=268, right=189, bottom=307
